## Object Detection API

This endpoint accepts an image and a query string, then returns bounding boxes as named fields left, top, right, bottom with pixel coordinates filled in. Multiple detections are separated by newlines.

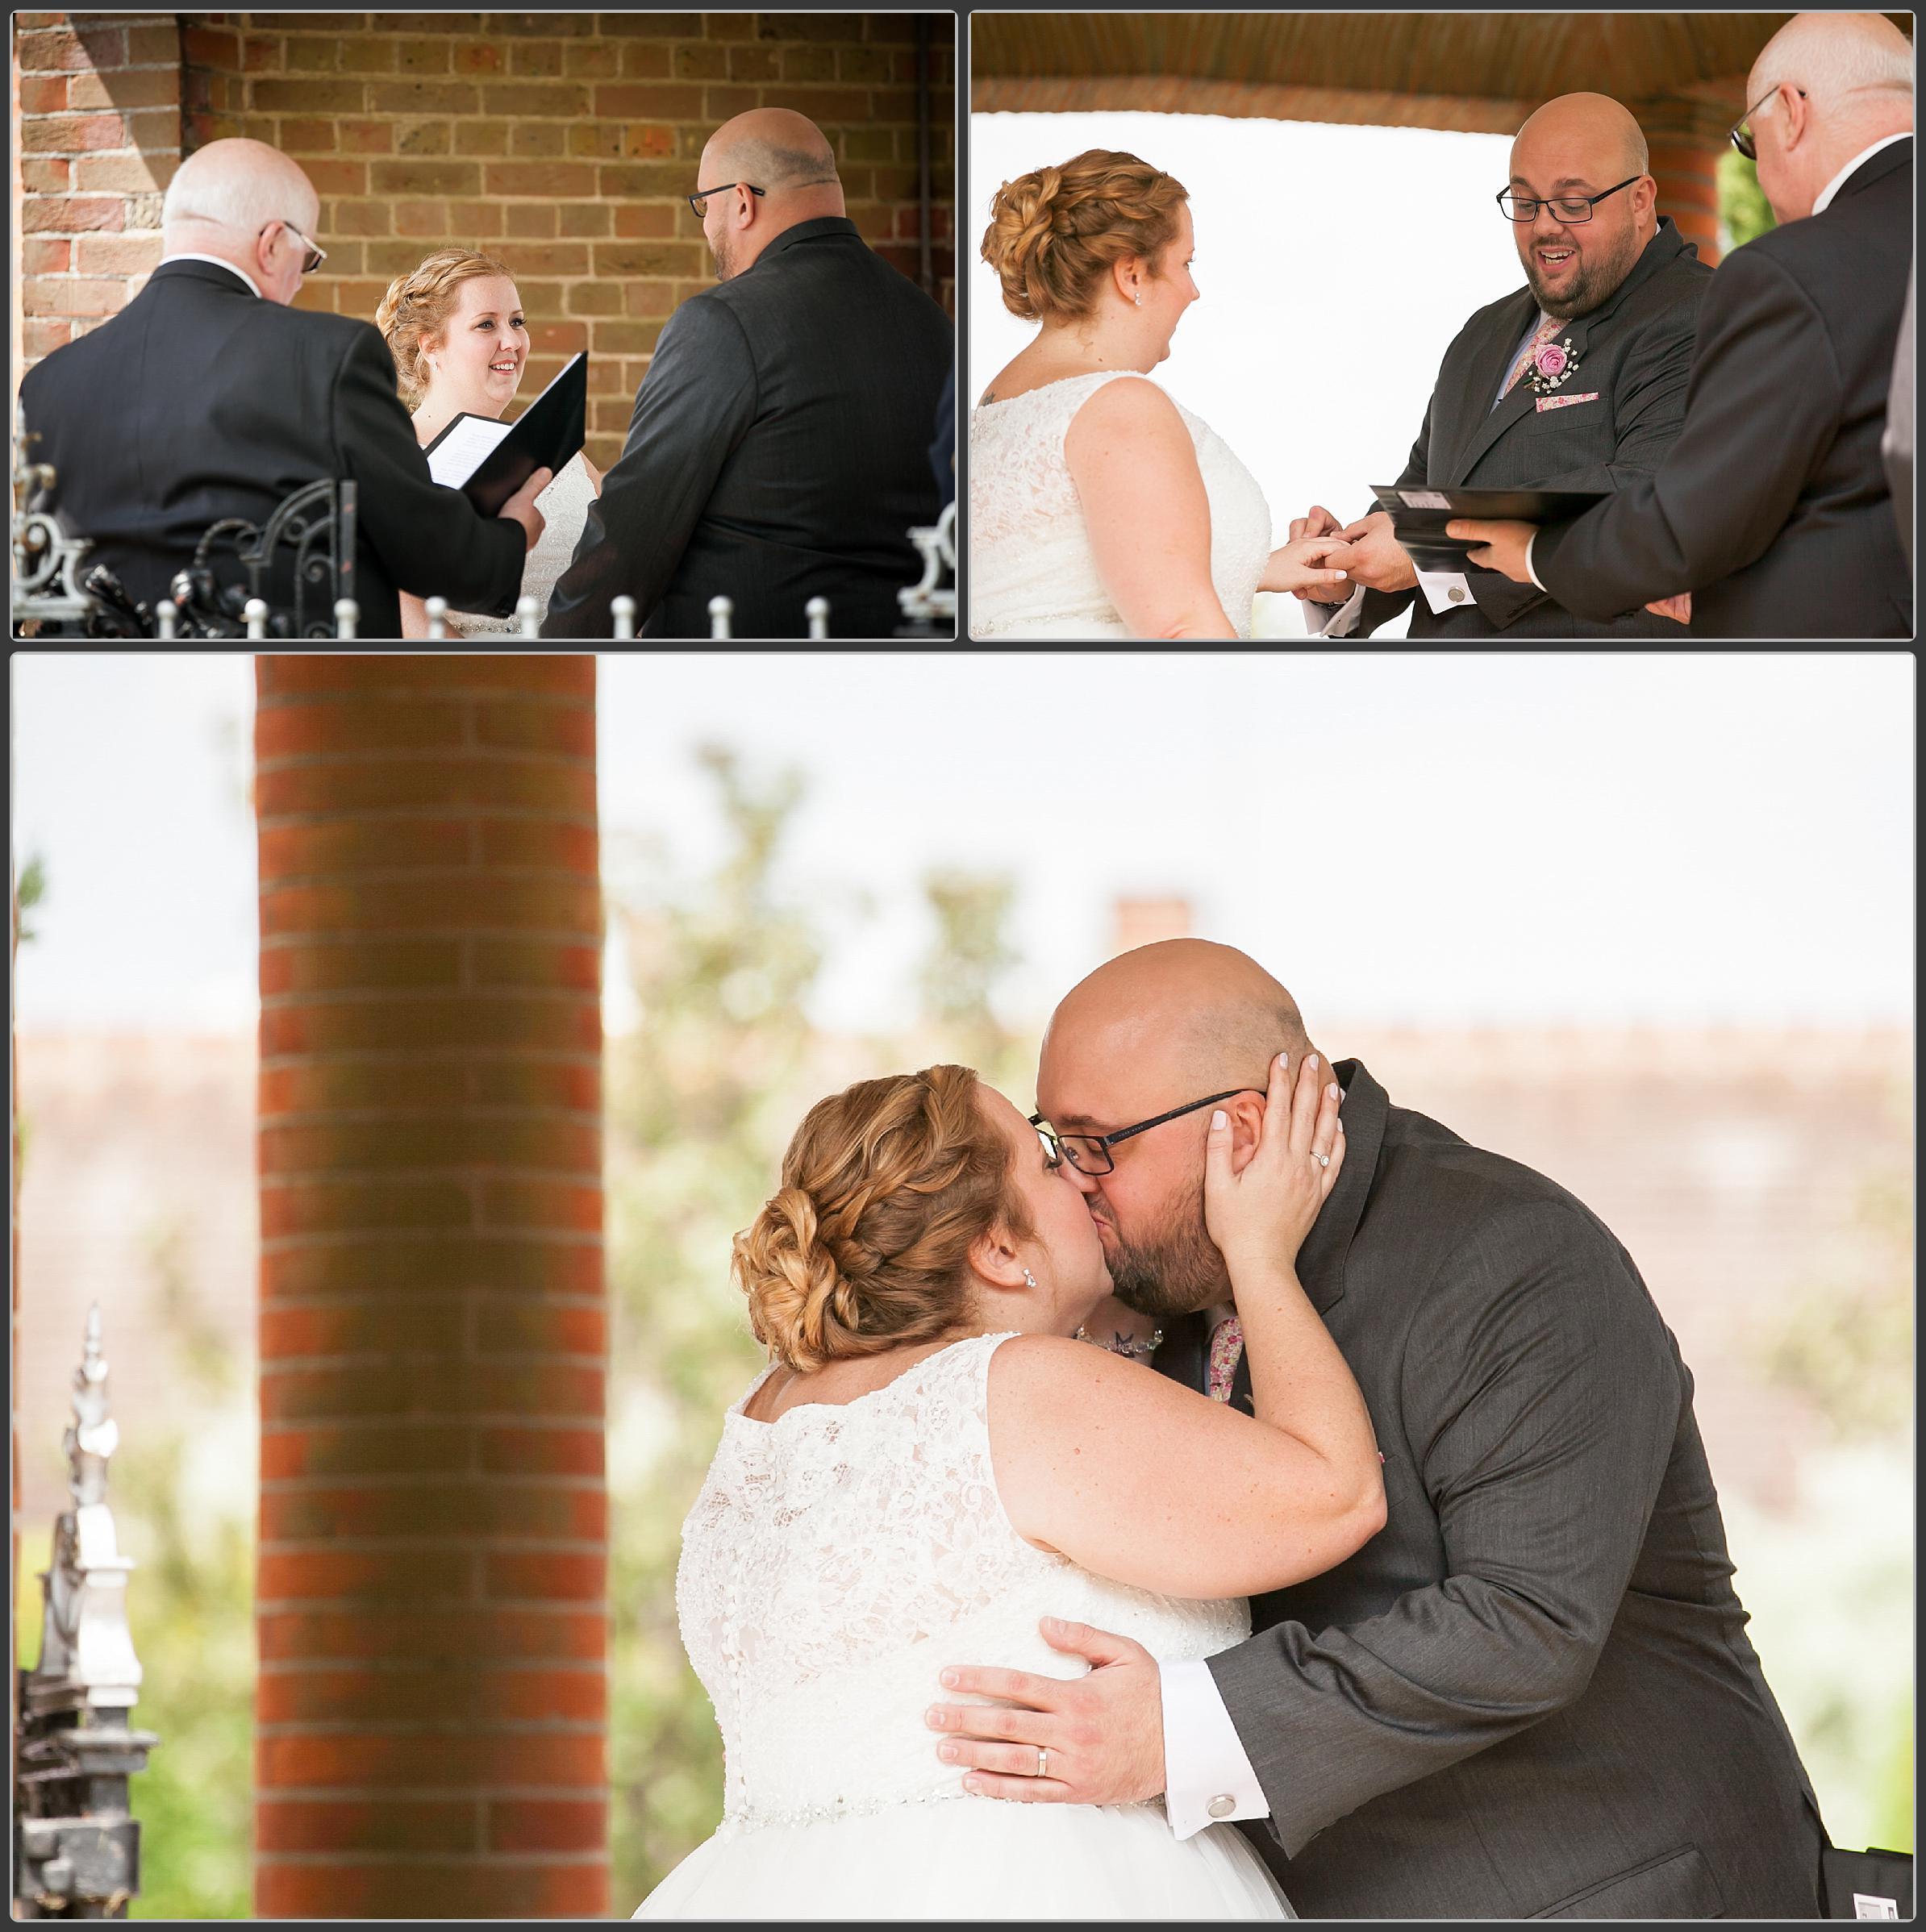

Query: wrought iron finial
left=16, top=1308, right=156, bottom=1917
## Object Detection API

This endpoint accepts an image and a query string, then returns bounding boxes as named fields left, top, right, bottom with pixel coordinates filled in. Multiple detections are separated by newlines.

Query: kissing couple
left=634, top=939, right=1823, bottom=1918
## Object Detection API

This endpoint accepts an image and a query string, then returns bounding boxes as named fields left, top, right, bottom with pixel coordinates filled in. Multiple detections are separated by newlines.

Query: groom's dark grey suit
left=1153, top=1060, right=1822, bottom=1918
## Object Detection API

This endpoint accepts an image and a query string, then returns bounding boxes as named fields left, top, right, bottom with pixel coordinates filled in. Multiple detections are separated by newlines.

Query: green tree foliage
left=1719, top=149, right=1777, bottom=252
left=1759, top=1172, right=1911, bottom=1440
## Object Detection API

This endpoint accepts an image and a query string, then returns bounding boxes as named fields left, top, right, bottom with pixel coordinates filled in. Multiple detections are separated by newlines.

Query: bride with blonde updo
left=969, top=151, right=1348, bottom=640
left=637, top=1054, right=1384, bottom=1918
left=375, top=248, right=600, bottom=637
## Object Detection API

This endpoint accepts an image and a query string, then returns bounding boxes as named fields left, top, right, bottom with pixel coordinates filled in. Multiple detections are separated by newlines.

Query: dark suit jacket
left=16, top=259, right=524, bottom=639
left=542, top=218, right=953, bottom=639
left=1156, top=1060, right=1822, bottom=1919
left=1344, top=219, right=1711, bottom=639
left=1534, top=142, right=1913, bottom=638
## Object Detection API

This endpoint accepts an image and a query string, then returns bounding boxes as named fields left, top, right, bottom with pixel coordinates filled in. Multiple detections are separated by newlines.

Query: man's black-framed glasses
left=1495, top=175, right=1640, bottom=223
left=1728, top=84, right=1807, bottom=160
left=1030, top=1089, right=1256, bottom=1177
left=687, top=181, right=766, bottom=219
left=261, top=219, right=326, bottom=274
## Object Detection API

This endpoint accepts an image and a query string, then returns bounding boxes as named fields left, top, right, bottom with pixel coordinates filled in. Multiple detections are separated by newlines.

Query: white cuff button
left=1207, top=1795, right=1236, bottom=1819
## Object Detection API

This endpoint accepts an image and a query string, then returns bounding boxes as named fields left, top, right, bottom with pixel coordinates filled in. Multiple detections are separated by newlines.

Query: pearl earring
left=1022, top=1268, right=1037, bottom=1289
left=1133, top=290, right=1143, bottom=306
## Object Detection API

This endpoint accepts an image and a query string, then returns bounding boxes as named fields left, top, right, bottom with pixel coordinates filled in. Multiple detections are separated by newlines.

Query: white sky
left=969, top=112, right=1524, bottom=639
left=10, top=653, right=1915, bottom=1039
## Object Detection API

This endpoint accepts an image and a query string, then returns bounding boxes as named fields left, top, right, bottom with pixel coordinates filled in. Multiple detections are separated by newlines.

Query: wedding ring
left=1311, top=1151, right=1330, bottom=1168
left=1036, top=1747, right=1048, bottom=1778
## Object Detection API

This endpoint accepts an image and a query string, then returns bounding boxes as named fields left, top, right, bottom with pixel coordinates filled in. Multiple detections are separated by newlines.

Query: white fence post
left=611, top=596, right=636, bottom=640
left=334, top=598, right=358, bottom=640
left=424, top=597, right=448, bottom=640
left=244, top=598, right=269, bottom=640
left=154, top=599, right=177, bottom=640
left=707, top=595, right=732, bottom=640
left=806, top=596, right=829, bottom=640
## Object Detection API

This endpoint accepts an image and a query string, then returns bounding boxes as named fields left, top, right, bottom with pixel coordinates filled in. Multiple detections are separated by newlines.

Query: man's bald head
left=1743, top=12, right=1912, bottom=222
left=1043, top=940, right=1313, bottom=1106
left=1507, top=93, right=1657, bottom=319
left=1512, top=92, right=1650, bottom=186
left=161, top=138, right=320, bottom=304
left=163, top=138, right=317, bottom=244
left=1749, top=12, right=1914, bottom=106
left=694, top=109, right=845, bottom=280
left=1038, top=941, right=1319, bottom=1322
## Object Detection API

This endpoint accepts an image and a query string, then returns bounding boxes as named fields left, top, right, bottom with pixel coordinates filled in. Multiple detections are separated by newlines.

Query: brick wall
left=252, top=656, right=607, bottom=1921
left=15, top=12, right=183, bottom=363
left=12, top=12, right=955, bottom=476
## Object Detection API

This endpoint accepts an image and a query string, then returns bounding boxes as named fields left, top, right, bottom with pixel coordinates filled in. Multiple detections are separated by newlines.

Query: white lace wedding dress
left=636, top=1332, right=1291, bottom=1919
left=968, top=372, right=1274, bottom=640
left=443, top=451, right=596, bottom=636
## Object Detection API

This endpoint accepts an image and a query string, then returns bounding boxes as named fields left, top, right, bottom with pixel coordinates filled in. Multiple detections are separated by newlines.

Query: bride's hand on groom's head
left=1203, top=1051, right=1344, bottom=1280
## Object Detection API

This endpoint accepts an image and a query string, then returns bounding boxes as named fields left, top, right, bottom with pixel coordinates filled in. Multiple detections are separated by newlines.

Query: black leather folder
left=1369, top=483, right=1605, bottom=573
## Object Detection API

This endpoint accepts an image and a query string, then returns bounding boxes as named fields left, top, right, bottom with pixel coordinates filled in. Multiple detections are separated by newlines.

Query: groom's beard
left=1103, top=1176, right=1228, bottom=1320
left=1524, top=220, right=1640, bottom=321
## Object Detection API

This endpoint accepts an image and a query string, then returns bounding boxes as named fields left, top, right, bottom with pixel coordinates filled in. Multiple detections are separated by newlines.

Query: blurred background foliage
left=1718, top=148, right=1777, bottom=251
left=12, top=747, right=1911, bottom=1914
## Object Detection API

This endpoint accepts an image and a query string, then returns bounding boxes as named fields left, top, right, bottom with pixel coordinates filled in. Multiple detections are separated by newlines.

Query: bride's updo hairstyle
left=981, top=148, right=1189, bottom=324
left=734, top=1064, right=1036, bottom=1374
left=374, top=247, right=515, bottom=410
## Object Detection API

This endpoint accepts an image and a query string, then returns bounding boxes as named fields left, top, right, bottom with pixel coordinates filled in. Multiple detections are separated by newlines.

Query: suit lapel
left=1444, top=292, right=1540, bottom=483
left=1448, top=219, right=1692, bottom=485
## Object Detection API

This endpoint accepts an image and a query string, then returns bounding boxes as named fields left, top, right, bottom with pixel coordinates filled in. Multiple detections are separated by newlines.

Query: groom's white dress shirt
left=1159, top=1298, right=1269, bottom=1838
left=1517, top=133, right=1914, bottom=595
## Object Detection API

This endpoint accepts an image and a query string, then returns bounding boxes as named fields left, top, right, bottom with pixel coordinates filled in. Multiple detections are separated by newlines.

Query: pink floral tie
left=1207, top=1315, right=1243, bottom=1402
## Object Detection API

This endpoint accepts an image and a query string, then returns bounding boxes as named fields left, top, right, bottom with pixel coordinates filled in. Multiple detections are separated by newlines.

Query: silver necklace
left=1073, top=1324, right=1164, bottom=1359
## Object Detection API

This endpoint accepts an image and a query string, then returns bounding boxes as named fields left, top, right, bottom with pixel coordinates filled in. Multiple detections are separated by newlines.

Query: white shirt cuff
left=1302, top=581, right=1367, bottom=637
left=1159, top=1655, right=1270, bottom=1839
left=1525, top=529, right=1546, bottom=593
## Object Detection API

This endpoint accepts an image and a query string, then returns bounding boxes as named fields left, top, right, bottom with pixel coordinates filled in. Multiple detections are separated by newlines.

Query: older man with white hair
left=19, top=136, right=547, bottom=637
left=1455, top=11, right=1914, bottom=636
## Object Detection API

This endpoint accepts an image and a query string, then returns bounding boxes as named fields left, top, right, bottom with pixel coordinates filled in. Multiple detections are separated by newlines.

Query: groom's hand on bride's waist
left=924, top=1616, right=1165, bottom=1806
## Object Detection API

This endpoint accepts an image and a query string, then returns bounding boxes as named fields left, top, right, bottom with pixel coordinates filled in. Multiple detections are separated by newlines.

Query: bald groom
left=543, top=109, right=953, bottom=639
left=929, top=939, right=1824, bottom=1918
left=1294, top=93, right=1714, bottom=639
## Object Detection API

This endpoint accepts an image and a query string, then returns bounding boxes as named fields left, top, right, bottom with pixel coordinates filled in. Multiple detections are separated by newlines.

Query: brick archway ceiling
left=971, top=11, right=1914, bottom=137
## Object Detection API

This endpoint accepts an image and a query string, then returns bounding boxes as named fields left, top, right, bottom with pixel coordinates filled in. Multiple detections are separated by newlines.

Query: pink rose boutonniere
left=1525, top=336, right=1579, bottom=394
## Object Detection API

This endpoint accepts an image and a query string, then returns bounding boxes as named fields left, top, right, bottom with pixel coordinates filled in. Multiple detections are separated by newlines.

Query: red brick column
left=1651, top=140, right=1724, bottom=265
left=252, top=656, right=607, bottom=1921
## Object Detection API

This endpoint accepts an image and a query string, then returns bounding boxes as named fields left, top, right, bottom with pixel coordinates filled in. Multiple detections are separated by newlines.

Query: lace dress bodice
left=445, top=449, right=596, bottom=636
left=968, top=372, right=1274, bottom=639
left=677, top=1333, right=1251, bottom=1837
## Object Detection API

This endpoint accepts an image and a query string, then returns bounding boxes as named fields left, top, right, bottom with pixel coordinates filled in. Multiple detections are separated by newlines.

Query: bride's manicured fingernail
left=1307, top=1054, right=1318, bottom=1072
left=926, top=1706, right=947, bottom=1727
left=940, top=1669, right=958, bottom=1688
left=938, top=1743, right=959, bottom=1762
left=1327, top=1082, right=1340, bottom=1100
left=1211, top=1110, right=1227, bottom=1129
left=964, top=1777, right=984, bottom=1796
